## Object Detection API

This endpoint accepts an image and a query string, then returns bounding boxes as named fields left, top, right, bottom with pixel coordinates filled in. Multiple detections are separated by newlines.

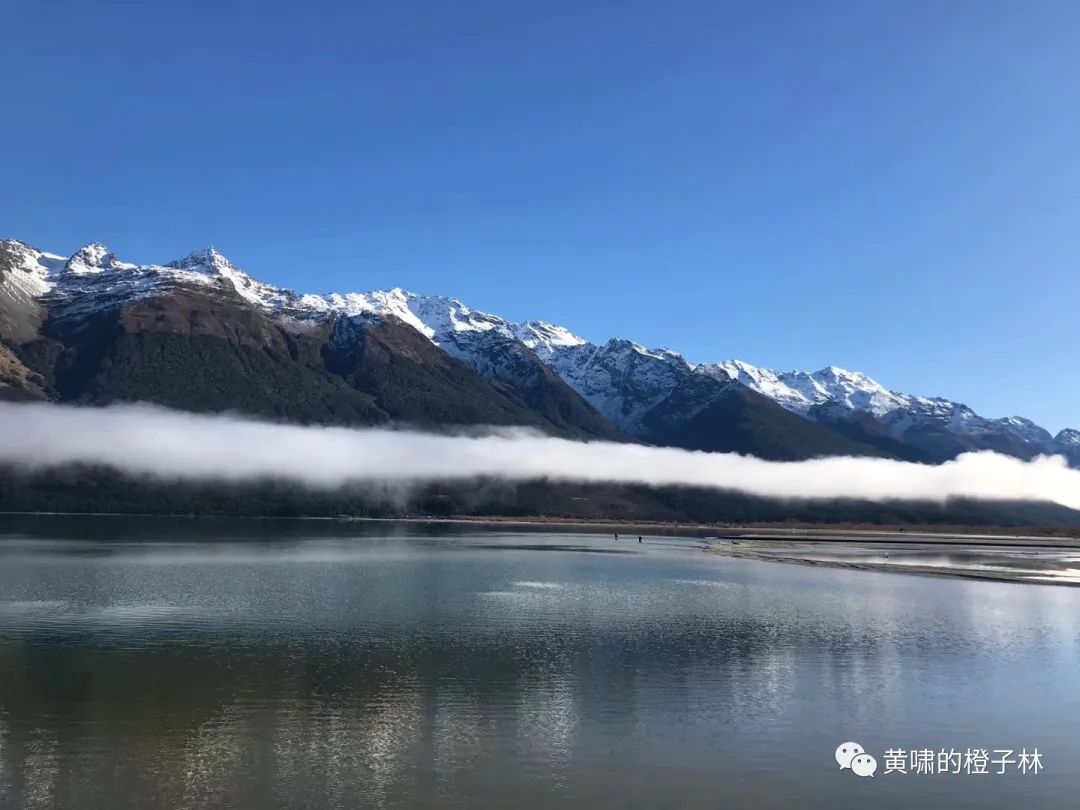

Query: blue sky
left=3, top=1, right=1079, bottom=431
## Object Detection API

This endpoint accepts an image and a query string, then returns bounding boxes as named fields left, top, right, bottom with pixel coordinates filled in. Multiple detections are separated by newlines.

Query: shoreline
left=708, top=539, right=1080, bottom=587
left=5, top=511, right=1080, bottom=586
left=2, top=510, right=1079, bottom=543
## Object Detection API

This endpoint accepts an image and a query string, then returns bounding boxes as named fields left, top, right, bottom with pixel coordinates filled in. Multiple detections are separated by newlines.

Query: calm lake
left=0, top=516, right=1077, bottom=808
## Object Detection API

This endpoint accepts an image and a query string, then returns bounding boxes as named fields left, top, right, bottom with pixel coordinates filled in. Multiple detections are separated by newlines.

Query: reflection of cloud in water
left=0, top=602, right=225, bottom=634
left=430, top=677, right=579, bottom=794
left=513, top=581, right=564, bottom=590
left=519, top=679, right=577, bottom=784
left=177, top=705, right=254, bottom=809
left=0, top=600, right=69, bottom=612
left=466, top=543, right=634, bottom=555
left=479, top=582, right=567, bottom=599
left=106, top=547, right=427, bottom=566
left=22, top=729, right=58, bottom=810
left=0, top=711, right=7, bottom=804
left=715, top=647, right=797, bottom=722
left=432, top=688, right=485, bottom=796
left=271, top=691, right=423, bottom=809
left=668, top=578, right=733, bottom=588
left=76, top=604, right=222, bottom=629
left=165, top=688, right=426, bottom=810
left=94, top=604, right=189, bottom=621
left=1028, top=568, right=1080, bottom=583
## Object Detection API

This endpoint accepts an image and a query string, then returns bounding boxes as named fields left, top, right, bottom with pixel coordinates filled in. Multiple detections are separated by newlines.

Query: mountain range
left=2, top=238, right=1077, bottom=470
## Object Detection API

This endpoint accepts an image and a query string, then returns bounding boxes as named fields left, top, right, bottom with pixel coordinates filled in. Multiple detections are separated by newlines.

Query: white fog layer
left=3, top=402, right=1079, bottom=509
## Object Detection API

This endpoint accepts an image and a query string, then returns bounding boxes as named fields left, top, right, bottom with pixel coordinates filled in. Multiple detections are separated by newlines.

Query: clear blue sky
left=4, top=0, right=1079, bottom=431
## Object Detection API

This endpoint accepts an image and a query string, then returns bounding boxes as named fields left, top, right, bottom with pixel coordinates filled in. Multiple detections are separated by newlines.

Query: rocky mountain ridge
left=2, top=238, right=1074, bottom=465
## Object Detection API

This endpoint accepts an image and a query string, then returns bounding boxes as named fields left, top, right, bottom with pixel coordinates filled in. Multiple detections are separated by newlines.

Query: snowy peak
left=0, top=239, right=52, bottom=269
left=64, top=243, right=130, bottom=275
left=798, top=366, right=910, bottom=416
left=512, top=320, right=587, bottom=358
left=701, top=361, right=801, bottom=405
left=602, top=338, right=693, bottom=367
left=525, top=335, right=701, bottom=430
left=701, top=361, right=907, bottom=418
left=165, top=247, right=284, bottom=308
left=814, top=365, right=876, bottom=387
left=167, top=247, right=238, bottom=275
left=406, top=292, right=509, bottom=339
left=702, top=361, right=1071, bottom=454
left=297, top=289, right=513, bottom=346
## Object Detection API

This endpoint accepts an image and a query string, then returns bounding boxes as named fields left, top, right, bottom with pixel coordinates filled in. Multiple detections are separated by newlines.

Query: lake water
left=0, top=516, right=1077, bottom=808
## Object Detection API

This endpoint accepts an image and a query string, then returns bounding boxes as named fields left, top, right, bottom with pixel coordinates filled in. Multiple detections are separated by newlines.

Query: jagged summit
left=62, top=243, right=145, bottom=277
left=168, top=246, right=235, bottom=270
left=815, top=365, right=875, bottom=383
left=65, top=243, right=117, bottom=272
left=0, top=238, right=47, bottom=258
left=513, top=320, right=588, bottom=352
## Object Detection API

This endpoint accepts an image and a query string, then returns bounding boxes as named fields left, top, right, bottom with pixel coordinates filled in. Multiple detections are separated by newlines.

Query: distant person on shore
left=614, top=532, right=619, bottom=541
left=638, top=536, right=642, bottom=543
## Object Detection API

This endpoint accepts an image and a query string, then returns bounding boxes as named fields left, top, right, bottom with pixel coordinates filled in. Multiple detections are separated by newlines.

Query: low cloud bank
left=2, top=402, right=1079, bottom=510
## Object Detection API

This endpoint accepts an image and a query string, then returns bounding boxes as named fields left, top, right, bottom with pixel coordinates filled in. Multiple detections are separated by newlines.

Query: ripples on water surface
left=0, top=516, right=1078, bottom=808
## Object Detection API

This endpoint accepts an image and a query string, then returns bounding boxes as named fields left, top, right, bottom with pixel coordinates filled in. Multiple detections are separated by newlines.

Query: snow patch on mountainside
left=0, top=241, right=68, bottom=341
left=286, top=288, right=526, bottom=372
left=512, top=321, right=587, bottom=354
left=524, top=338, right=700, bottom=429
left=701, top=361, right=910, bottom=418
left=0, top=240, right=65, bottom=298
left=695, top=360, right=1064, bottom=452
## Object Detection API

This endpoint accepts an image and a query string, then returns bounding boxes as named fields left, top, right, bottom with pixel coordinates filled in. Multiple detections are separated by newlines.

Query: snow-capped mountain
left=701, top=361, right=1064, bottom=460
left=2, top=238, right=1075, bottom=464
left=519, top=335, right=702, bottom=430
left=702, top=362, right=909, bottom=417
